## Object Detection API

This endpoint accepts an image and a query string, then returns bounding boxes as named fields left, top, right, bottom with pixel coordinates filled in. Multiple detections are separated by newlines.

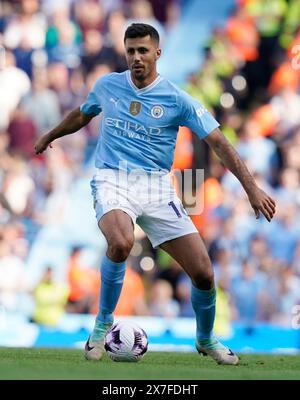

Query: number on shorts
left=168, top=201, right=182, bottom=218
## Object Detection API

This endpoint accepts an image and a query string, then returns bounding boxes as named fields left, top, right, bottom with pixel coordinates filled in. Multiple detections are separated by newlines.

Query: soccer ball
left=104, top=321, right=148, bottom=362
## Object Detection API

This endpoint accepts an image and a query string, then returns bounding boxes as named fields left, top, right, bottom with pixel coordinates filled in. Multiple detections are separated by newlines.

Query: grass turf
left=0, top=347, right=299, bottom=380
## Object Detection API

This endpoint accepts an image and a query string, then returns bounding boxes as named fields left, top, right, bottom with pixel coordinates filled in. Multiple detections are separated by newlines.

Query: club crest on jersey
left=130, top=101, right=142, bottom=116
left=151, top=105, right=164, bottom=119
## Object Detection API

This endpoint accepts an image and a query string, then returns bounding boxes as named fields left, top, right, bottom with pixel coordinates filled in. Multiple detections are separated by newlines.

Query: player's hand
left=247, top=187, right=276, bottom=222
left=34, top=134, right=53, bottom=154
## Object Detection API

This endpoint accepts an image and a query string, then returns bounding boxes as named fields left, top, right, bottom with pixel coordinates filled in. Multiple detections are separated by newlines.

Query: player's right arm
left=34, top=107, right=95, bottom=154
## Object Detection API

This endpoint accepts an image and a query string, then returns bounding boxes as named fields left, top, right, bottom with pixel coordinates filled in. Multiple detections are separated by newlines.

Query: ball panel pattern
left=104, top=321, right=148, bottom=362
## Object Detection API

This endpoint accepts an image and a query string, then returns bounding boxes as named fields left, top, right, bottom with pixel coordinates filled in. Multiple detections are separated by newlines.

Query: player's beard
left=133, top=65, right=153, bottom=83
left=132, top=68, right=146, bottom=81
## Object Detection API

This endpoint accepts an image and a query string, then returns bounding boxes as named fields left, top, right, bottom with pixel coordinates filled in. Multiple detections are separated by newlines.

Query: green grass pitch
left=0, top=347, right=299, bottom=380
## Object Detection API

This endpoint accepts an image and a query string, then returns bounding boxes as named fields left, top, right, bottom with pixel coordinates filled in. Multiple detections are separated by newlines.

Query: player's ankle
left=91, top=320, right=113, bottom=342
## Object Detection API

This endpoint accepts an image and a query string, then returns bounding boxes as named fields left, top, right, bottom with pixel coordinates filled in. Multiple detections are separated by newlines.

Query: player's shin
left=191, top=285, right=216, bottom=341
left=92, top=255, right=126, bottom=340
left=85, top=255, right=126, bottom=360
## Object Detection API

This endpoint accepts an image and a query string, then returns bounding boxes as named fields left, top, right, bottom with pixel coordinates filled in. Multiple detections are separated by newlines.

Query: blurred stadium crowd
left=0, top=0, right=300, bottom=334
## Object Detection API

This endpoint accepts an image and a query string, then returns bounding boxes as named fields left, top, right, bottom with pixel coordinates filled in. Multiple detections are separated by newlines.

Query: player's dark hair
left=124, top=23, right=160, bottom=44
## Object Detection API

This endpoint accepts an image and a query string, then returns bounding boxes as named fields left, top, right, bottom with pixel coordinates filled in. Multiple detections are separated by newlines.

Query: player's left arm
left=204, top=127, right=276, bottom=222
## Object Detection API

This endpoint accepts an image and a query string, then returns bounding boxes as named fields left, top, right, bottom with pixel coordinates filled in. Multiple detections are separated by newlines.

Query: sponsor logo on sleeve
left=196, top=105, right=208, bottom=118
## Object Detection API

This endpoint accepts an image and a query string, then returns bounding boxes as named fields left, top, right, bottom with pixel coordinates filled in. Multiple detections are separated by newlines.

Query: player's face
left=125, top=36, right=161, bottom=81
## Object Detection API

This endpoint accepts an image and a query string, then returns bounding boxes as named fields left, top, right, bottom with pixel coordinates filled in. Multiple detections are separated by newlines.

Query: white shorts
left=90, top=169, right=198, bottom=249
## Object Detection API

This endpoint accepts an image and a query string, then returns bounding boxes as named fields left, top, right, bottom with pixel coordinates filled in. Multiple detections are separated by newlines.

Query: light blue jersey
left=80, top=70, right=219, bottom=174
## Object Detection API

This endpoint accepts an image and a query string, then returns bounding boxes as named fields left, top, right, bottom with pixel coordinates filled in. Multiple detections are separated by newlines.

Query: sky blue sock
left=97, top=255, right=126, bottom=324
left=191, top=284, right=216, bottom=341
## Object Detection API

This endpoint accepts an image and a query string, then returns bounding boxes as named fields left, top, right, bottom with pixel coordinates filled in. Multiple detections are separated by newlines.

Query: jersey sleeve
left=178, top=90, right=220, bottom=139
left=80, top=78, right=103, bottom=116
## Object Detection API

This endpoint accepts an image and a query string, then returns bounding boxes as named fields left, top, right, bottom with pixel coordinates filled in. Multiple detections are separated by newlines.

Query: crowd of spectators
left=184, top=0, right=300, bottom=329
left=0, top=0, right=300, bottom=333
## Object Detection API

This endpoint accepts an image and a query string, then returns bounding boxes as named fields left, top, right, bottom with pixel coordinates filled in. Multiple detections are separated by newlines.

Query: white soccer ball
left=104, top=321, right=148, bottom=362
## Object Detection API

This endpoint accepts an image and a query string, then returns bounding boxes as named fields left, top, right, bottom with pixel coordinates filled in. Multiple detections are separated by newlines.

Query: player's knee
left=192, top=268, right=214, bottom=290
left=108, top=236, right=134, bottom=262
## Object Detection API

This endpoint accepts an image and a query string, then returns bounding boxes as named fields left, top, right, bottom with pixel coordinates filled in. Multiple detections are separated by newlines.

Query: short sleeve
left=179, top=90, right=219, bottom=139
left=80, top=78, right=103, bottom=116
